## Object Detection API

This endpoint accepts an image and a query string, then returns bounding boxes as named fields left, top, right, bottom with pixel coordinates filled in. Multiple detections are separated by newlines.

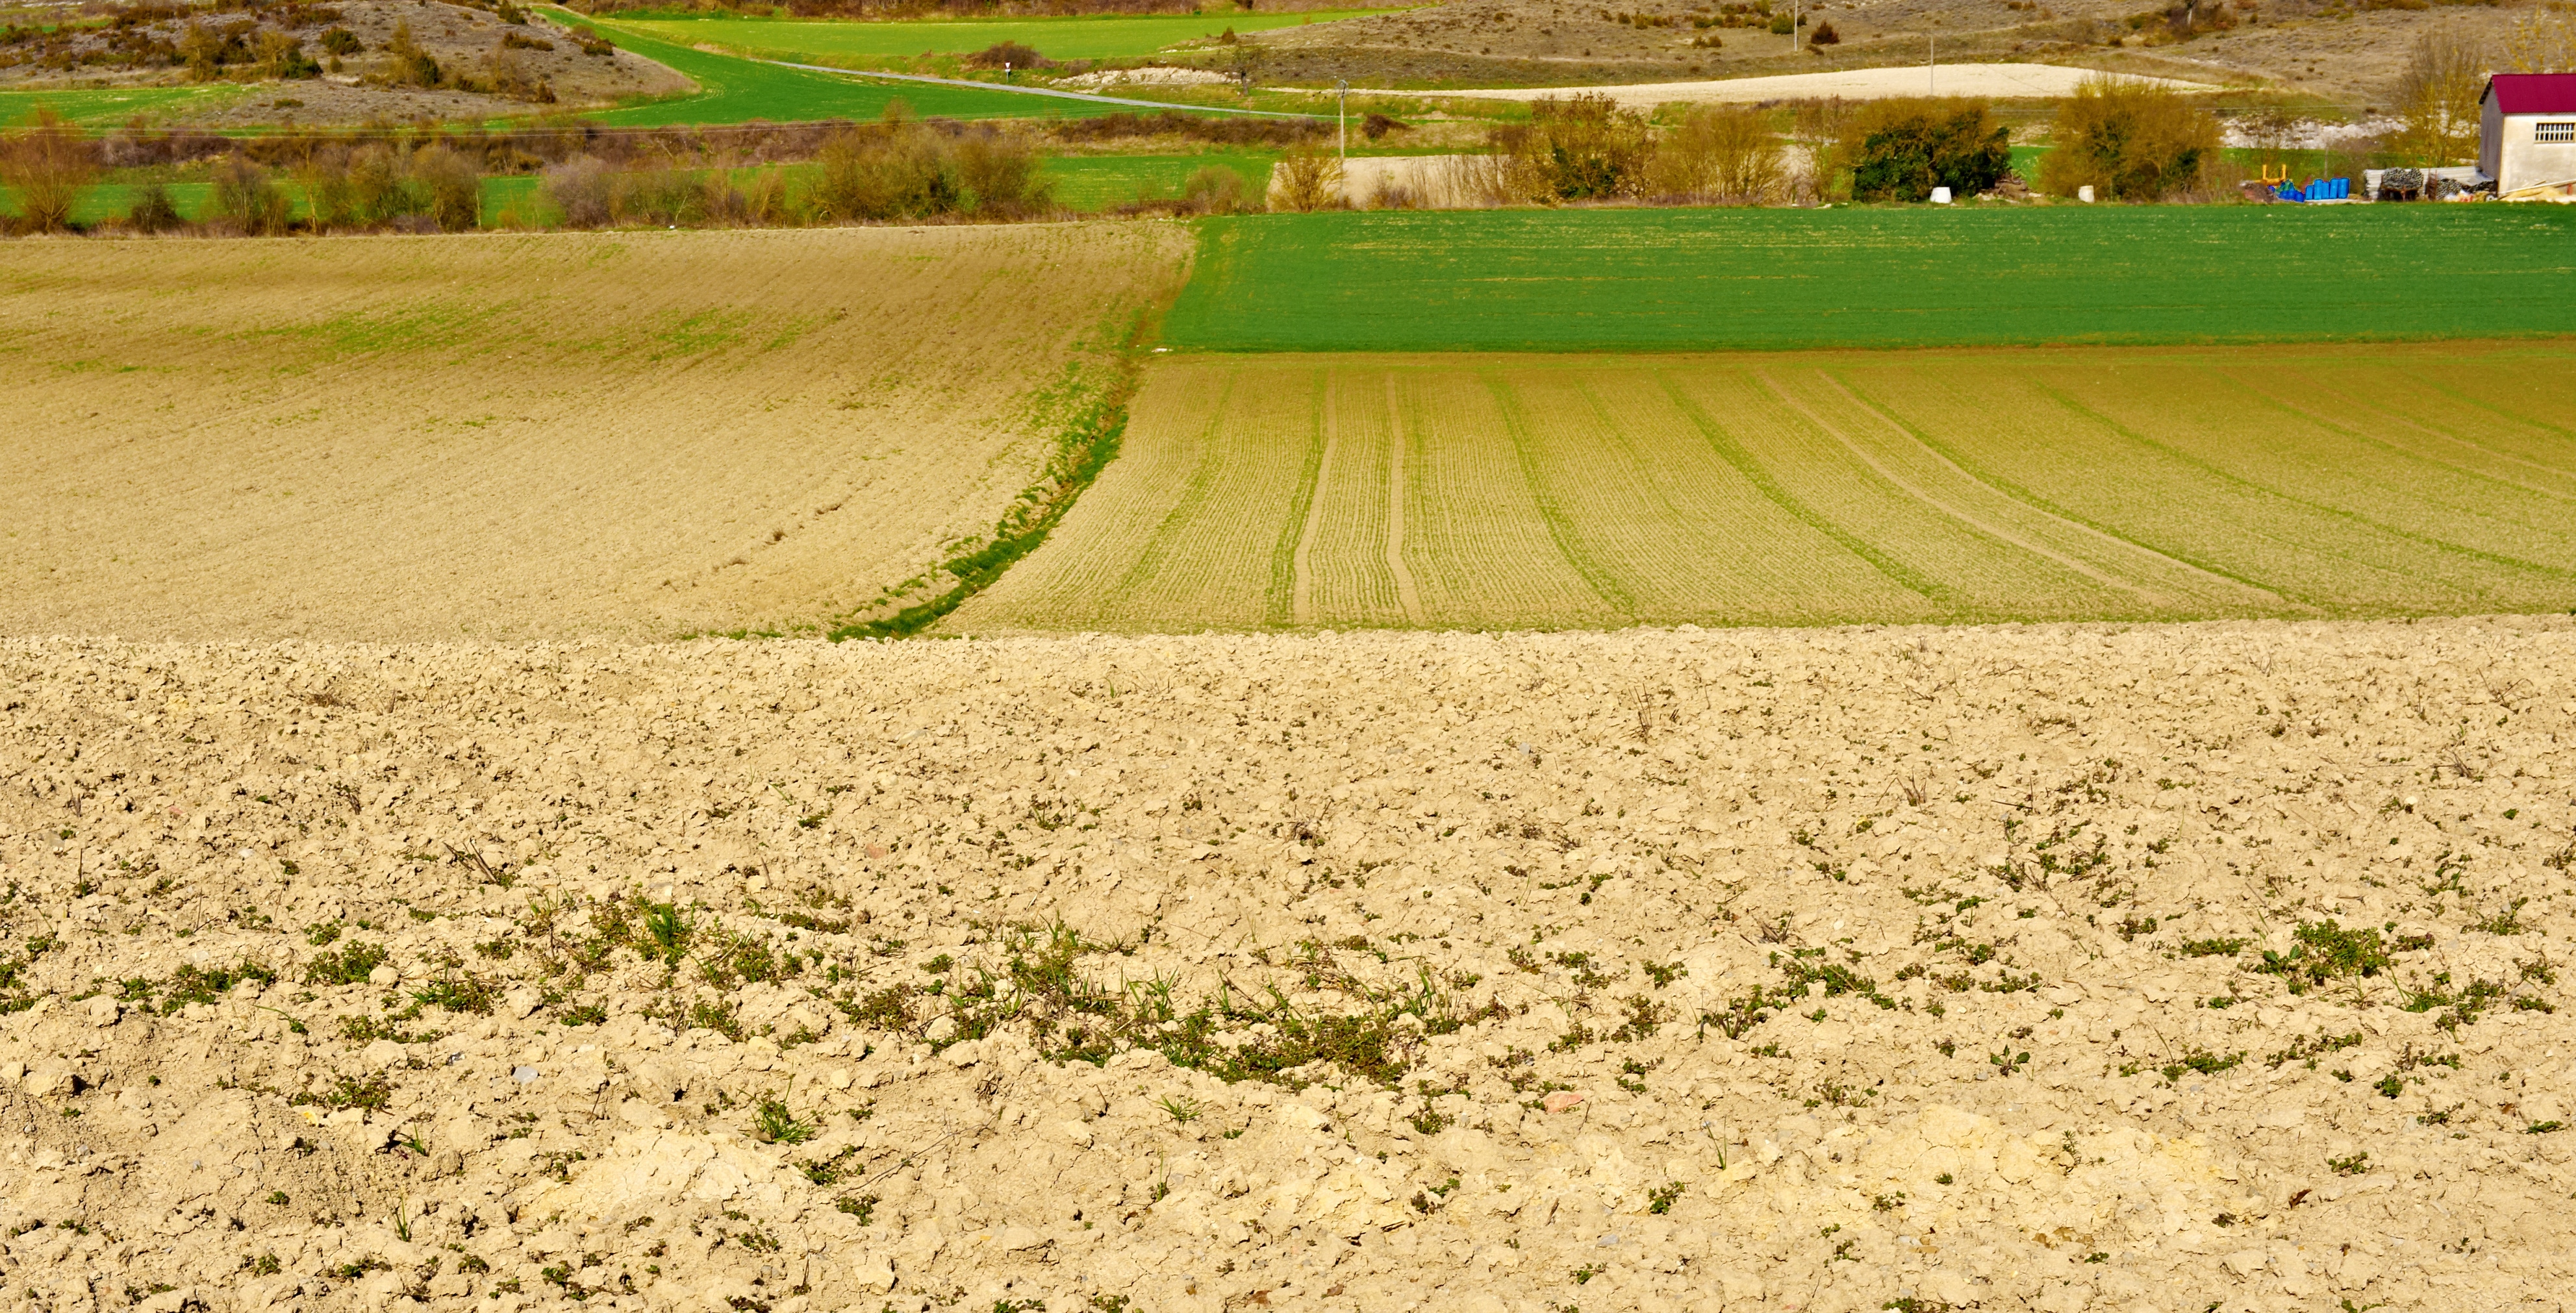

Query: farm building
left=2481, top=73, right=2576, bottom=197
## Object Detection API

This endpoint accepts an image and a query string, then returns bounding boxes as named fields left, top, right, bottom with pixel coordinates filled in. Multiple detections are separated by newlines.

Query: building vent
left=2538, top=121, right=2576, bottom=143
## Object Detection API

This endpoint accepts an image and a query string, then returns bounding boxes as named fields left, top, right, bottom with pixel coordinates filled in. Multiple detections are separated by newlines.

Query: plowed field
left=946, top=342, right=2576, bottom=632
left=0, top=224, right=1191, bottom=642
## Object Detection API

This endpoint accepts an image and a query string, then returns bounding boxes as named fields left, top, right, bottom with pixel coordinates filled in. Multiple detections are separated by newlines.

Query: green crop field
left=613, top=8, right=1401, bottom=64
left=544, top=7, right=1150, bottom=125
left=0, top=86, right=245, bottom=126
left=1162, top=208, right=2576, bottom=353
left=944, top=342, right=2576, bottom=633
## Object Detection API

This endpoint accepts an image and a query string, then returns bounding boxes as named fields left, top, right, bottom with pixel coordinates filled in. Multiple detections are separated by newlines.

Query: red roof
left=2485, top=73, right=2576, bottom=114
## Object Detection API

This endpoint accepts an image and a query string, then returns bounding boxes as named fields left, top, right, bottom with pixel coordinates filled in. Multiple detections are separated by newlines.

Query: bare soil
left=1239, top=0, right=2553, bottom=109
left=4, top=616, right=2571, bottom=1311
left=1, top=1, right=691, bottom=126
left=0, top=223, right=1191, bottom=643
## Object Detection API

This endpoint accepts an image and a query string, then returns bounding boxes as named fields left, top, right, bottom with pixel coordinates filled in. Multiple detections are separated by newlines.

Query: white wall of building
left=2488, top=110, right=2576, bottom=192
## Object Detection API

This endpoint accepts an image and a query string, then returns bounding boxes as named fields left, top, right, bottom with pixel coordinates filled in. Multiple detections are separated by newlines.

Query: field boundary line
left=1756, top=371, right=2162, bottom=603
left=1383, top=374, right=1425, bottom=626
left=1485, top=372, right=1632, bottom=615
left=1816, top=371, right=2283, bottom=604
left=2238, top=371, right=2576, bottom=501
left=1291, top=371, right=1338, bottom=627
left=1655, top=373, right=1949, bottom=606
left=2031, top=380, right=2576, bottom=586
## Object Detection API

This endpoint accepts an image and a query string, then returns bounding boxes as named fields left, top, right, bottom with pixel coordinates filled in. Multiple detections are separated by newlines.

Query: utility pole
left=1928, top=34, right=1936, bottom=95
left=1335, top=78, right=1349, bottom=163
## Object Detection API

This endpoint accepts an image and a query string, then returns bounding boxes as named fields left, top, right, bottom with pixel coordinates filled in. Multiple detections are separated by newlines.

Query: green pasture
left=614, top=8, right=1400, bottom=64
left=1162, top=207, right=2576, bottom=353
left=1042, top=153, right=1274, bottom=209
left=0, top=85, right=246, bottom=126
left=542, top=7, right=1142, bottom=125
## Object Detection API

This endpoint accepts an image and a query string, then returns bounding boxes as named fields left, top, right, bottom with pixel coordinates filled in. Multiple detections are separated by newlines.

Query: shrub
left=812, top=124, right=961, bottom=221
left=0, top=106, right=97, bottom=234
left=1270, top=143, right=1346, bottom=212
left=1647, top=104, right=1784, bottom=204
left=125, top=183, right=186, bottom=233
left=955, top=132, right=1050, bottom=217
left=1810, top=19, right=1840, bottom=45
left=320, top=26, right=364, bottom=57
left=383, top=21, right=443, bottom=90
left=207, top=157, right=292, bottom=236
left=613, top=163, right=705, bottom=226
left=963, top=40, right=1047, bottom=70
left=1842, top=97, right=2010, bottom=202
left=257, top=31, right=320, bottom=81
left=2037, top=75, right=2219, bottom=201
left=541, top=155, right=615, bottom=228
left=1491, top=92, right=1653, bottom=203
left=409, top=145, right=482, bottom=232
left=1180, top=164, right=1248, bottom=214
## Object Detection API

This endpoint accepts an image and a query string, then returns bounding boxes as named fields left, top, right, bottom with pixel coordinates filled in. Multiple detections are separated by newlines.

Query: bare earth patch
left=0, top=223, right=1189, bottom=643
left=3, top=617, right=2571, bottom=1310
left=1354, top=62, right=2215, bottom=106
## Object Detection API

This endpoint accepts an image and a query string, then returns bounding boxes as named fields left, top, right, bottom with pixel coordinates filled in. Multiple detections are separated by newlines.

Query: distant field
left=946, top=344, right=2576, bottom=632
left=1163, top=208, right=2576, bottom=352
left=0, top=224, right=1191, bottom=642
left=0, top=85, right=243, bottom=125
left=544, top=7, right=1143, bottom=124
left=617, top=8, right=1400, bottom=63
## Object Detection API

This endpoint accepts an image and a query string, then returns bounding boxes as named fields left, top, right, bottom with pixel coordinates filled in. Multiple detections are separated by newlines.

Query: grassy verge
left=822, top=330, right=1148, bottom=642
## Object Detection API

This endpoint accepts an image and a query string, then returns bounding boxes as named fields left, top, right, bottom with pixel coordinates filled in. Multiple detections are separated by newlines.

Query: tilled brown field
left=0, top=224, right=1189, bottom=644
left=4, top=618, right=2573, bottom=1312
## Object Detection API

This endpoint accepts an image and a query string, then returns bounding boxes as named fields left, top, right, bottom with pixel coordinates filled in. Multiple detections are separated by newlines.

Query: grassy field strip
left=1383, top=376, right=1426, bottom=626
left=1396, top=368, right=1619, bottom=629
left=1860, top=366, right=2440, bottom=612
left=616, top=8, right=1400, bottom=62
left=543, top=6, right=1119, bottom=125
left=1751, top=369, right=2163, bottom=606
left=0, top=86, right=242, bottom=125
left=1809, top=369, right=2278, bottom=610
left=1306, top=372, right=1404, bottom=628
left=2229, top=368, right=2576, bottom=510
left=1285, top=372, right=1335, bottom=625
left=1669, top=368, right=2127, bottom=616
left=945, top=345, right=2576, bottom=634
left=1162, top=210, right=2576, bottom=352
left=1919, top=369, right=2535, bottom=613
left=2053, top=365, right=2576, bottom=604
left=2390, top=362, right=2576, bottom=445
left=2306, top=363, right=2576, bottom=486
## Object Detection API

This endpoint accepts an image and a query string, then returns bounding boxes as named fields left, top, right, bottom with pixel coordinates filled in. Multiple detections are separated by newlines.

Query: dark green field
left=1160, top=208, right=2576, bottom=353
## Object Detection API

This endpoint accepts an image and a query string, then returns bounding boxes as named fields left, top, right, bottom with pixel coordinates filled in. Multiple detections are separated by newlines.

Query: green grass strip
left=824, top=314, right=1155, bottom=642
left=1161, top=207, right=2576, bottom=353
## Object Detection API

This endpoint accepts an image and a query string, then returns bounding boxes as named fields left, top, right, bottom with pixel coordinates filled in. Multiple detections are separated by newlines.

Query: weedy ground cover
left=612, top=8, right=1396, bottom=64
left=1161, top=207, right=2576, bottom=353
left=947, top=341, right=2576, bottom=633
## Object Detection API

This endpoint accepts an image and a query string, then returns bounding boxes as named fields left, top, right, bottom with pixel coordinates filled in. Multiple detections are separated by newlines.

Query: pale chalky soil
left=3, top=618, right=2573, bottom=1313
